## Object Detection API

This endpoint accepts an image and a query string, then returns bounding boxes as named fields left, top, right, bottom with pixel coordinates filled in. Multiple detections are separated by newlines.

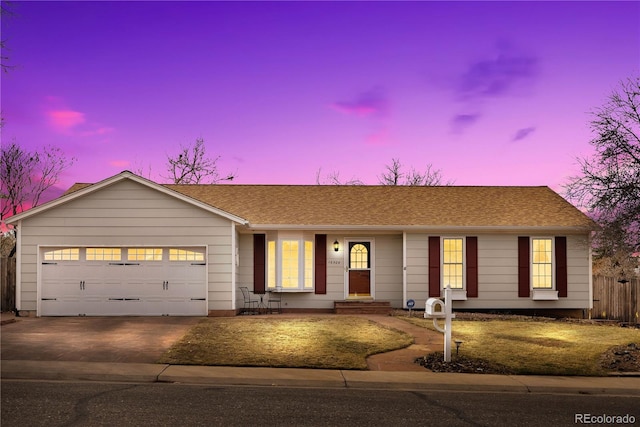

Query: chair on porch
left=267, top=290, right=282, bottom=314
left=239, top=286, right=259, bottom=315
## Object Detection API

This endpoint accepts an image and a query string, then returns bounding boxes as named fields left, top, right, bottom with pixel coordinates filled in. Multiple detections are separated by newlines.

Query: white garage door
left=40, top=247, right=207, bottom=316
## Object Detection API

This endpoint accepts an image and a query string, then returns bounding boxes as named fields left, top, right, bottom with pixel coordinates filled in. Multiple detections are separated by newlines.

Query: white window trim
left=441, top=237, right=467, bottom=300
left=530, top=237, right=555, bottom=289
left=267, top=232, right=315, bottom=292
left=530, top=237, right=558, bottom=300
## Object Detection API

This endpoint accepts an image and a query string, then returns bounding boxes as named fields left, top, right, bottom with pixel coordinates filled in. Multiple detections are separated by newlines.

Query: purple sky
left=2, top=1, right=639, bottom=197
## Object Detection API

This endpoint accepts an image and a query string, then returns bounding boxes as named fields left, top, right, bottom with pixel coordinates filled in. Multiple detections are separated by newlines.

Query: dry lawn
left=158, top=316, right=413, bottom=370
left=403, top=316, right=640, bottom=375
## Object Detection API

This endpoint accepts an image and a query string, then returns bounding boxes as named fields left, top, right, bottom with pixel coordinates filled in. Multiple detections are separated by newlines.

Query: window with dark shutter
left=428, top=236, right=441, bottom=297
left=466, top=236, right=478, bottom=298
left=253, top=234, right=266, bottom=294
left=555, top=236, right=568, bottom=297
left=315, top=234, right=327, bottom=294
left=518, top=236, right=530, bottom=297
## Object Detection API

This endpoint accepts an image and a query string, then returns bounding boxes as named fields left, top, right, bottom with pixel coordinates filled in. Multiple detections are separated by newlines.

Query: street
left=2, top=380, right=638, bottom=426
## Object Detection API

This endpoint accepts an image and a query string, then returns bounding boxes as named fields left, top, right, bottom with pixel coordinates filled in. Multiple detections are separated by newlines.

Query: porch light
left=333, top=240, right=339, bottom=252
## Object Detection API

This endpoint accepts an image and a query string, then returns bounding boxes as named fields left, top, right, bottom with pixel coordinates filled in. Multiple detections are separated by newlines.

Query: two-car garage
left=39, top=246, right=207, bottom=316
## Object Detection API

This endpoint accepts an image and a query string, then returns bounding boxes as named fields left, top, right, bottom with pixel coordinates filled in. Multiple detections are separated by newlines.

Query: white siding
left=372, top=234, right=403, bottom=306
left=18, top=179, right=235, bottom=313
left=405, top=233, right=592, bottom=310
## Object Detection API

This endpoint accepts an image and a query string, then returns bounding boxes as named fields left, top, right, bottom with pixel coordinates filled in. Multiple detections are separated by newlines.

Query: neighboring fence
left=592, top=275, right=639, bottom=323
left=1, top=255, right=16, bottom=312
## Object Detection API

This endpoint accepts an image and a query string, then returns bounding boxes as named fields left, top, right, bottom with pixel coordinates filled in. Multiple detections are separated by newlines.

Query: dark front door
left=348, top=242, right=371, bottom=297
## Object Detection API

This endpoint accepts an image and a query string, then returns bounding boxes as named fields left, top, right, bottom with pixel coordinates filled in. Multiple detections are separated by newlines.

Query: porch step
left=334, top=300, right=392, bottom=315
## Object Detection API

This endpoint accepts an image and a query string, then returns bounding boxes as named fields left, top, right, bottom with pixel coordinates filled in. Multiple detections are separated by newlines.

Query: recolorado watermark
left=575, top=414, right=636, bottom=424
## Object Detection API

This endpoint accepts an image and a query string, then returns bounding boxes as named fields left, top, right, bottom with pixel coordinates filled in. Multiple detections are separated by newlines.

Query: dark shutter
left=315, top=234, right=327, bottom=294
left=555, top=236, right=568, bottom=298
left=253, top=234, right=266, bottom=294
left=466, top=236, right=478, bottom=298
left=428, top=236, right=441, bottom=297
left=518, top=236, right=530, bottom=297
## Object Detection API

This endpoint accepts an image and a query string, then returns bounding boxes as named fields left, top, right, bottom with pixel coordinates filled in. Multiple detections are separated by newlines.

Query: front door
left=348, top=241, right=371, bottom=297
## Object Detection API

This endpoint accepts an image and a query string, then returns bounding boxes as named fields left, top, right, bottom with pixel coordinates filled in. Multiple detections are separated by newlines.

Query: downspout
left=402, top=231, right=407, bottom=308
left=231, top=222, right=236, bottom=312
left=14, top=221, right=22, bottom=315
left=588, top=232, right=593, bottom=315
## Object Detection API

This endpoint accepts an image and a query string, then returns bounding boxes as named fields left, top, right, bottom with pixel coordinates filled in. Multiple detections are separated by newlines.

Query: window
left=532, top=238, right=552, bottom=289
left=128, top=248, right=163, bottom=261
left=304, top=241, right=313, bottom=289
left=43, top=248, right=79, bottom=261
left=169, top=248, right=204, bottom=262
left=282, top=240, right=299, bottom=288
left=86, top=248, right=121, bottom=261
left=267, top=234, right=314, bottom=291
left=268, top=241, right=276, bottom=288
left=349, top=244, right=369, bottom=269
left=442, top=238, right=463, bottom=289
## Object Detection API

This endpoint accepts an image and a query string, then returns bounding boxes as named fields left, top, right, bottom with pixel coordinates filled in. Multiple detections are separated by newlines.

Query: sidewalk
left=1, top=311, right=639, bottom=395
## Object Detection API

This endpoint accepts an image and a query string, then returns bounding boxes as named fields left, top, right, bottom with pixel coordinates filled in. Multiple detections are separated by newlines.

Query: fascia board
left=245, top=224, right=595, bottom=234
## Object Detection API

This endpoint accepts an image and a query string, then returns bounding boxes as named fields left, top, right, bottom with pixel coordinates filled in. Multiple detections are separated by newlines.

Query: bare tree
left=378, top=158, right=403, bottom=185
left=1, top=1, right=15, bottom=74
left=1, top=141, right=75, bottom=225
left=164, top=138, right=235, bottom=184
left=565, top=75, right=640, bottom=276
left=315, top=168, right=363, bottom=185
left=378, top=158, right=451, bottom=186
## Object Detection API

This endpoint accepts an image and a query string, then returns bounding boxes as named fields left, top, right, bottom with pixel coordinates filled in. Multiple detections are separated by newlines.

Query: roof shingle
left=64, top=181, right=596, bottom=229
left=167, top=184, right=595, bottom=229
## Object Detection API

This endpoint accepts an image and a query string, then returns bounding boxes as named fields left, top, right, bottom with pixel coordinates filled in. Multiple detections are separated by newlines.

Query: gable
left=6, top=171, right=247, bottom=225
left=19, top=179, right=235, bottom=229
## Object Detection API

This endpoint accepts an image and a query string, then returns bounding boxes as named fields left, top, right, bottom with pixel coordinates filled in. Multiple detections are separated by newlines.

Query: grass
left=158, top=316, right=413, bottom=370
left=402, top=316, right=640, bottom=376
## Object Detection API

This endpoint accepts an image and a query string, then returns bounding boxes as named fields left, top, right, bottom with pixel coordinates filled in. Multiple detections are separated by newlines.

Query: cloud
left=451, top=113, right=481, bottom=133
left=456, top=45, right=538, bottom=101
left=512, top=126, right=536, bottom=142
left=79, top=127, right=115, bottom=137
left=332, top=87, right=389, bottom=118
left=47, top=110, right=86, bottom=132
left=365, top=128, right=390, bottom=146
left=44, top=97, right=114, bottom=137
left=109, top=160, right=130, bottom=168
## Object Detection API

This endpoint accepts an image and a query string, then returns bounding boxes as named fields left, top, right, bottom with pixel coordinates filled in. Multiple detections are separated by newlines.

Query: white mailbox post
left=424, top=285, right=455, bottom=362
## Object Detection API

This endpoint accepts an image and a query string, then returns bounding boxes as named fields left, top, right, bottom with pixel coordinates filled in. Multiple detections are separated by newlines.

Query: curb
left=2, top=360, right=639, bottom=395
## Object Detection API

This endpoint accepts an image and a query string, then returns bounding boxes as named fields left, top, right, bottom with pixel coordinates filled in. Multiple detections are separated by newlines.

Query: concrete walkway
left=1, top=311, right=638, bottom=395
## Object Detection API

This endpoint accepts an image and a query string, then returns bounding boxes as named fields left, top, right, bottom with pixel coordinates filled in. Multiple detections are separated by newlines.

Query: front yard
left=158, top=314, right=639, bottom=375
left=406, top=314, right=640, bottom=376
left=158, top=316, right=413, bottom=370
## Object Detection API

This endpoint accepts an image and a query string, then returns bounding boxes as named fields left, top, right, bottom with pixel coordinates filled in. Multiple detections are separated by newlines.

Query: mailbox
left=424, top=297, right=445, bottom=318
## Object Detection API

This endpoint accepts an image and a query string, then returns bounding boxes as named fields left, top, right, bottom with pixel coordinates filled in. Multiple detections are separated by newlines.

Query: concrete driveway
left=0, top=316, right=201, bottom=363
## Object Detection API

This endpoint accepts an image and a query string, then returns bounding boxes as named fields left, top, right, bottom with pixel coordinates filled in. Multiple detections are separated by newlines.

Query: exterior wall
left=236, top=232, right=405, bottom=310
left=405, top=233, right=429, bottom=308
left=406, top=233, right=592, bottom=310
left=17, top=179, right=235, bottom=314
left=371, top=234, right=403, bottom=306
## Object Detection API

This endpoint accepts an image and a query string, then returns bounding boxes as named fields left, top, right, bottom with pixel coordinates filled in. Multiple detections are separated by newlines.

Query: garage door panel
left=40, top=247, right=208, bottom=316
left=41, top=263, right=85, bottom=316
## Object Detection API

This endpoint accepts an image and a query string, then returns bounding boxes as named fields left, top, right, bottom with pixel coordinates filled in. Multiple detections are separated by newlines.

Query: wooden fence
left=1, top=256, right=16, bottom=312
left=592, top=275, right=639, bottom=323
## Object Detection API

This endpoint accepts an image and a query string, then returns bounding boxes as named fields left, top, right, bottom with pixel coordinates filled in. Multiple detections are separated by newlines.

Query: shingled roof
left=166, top=184, right=595, bottom=229
left=64, top=179, right=596, bottom=230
